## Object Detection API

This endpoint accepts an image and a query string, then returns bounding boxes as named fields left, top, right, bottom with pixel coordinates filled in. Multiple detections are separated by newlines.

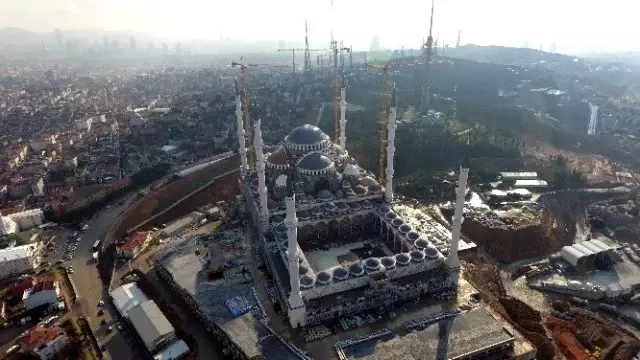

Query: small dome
left=410, top=250, right=426, bottom=262
left=298, top=152, right=334, bottom=172
left=316, top=271, right=332, bottom=285
left=385, top=211, right=397, bottom=220
left=359, top=176, right=378, bottom=187
left=368, top=184, right=382, bottom=193
left=414, top=238, right=430, bottom=249
left=349, top=263, right=365, bottom=276
left=285, top=124, right=330, bottom=145
left=399, top=224, right=412, bottom=234
left=396, top=253, right=411, bottom=266
left=333, top=267, right=349, bottom=280
left=407, top=231, right=420, bottom=241
left=317, top=189, right=334, bottom=200
left=341, top=180, right=353, bottom=189
left=298, top=211, right=311, bottom=220
left=299, top=265, right=309, bottom=275
left=311, top=207, right=324, bottom=216
left=337, top=202, right=350, bottom=211
left=300, top=275, right=315, bottom=289
left=381, top=257, right=396, bottom=269
left=323, top=202, right=338, bottom=212
left=344, top=164, right=360, bottom=177
left=354, top=185, right=368, bottom=195
left=306, top=194, right=315, bottom=201
left=364, top=258, right=382, bottom=271
left=349, top=202, right=362, bottom=211
left=275, top=174, right=288, bottom=187
left=362, top=200, right=373, bottom=209
left=379, top=205, right=390, bottom=213
left=392, top=218, right=404, bottom=227
left=424, top=247, right=439, bottom=259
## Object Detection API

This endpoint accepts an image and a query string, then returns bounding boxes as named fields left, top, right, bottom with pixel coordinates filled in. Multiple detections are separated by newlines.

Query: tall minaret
left=285, top=167, right=306, bottom=328
left=254, top=119, right=269, bottom=232
left=339, top=87, right=347, bottom=149
left=446, top=167, right=469, bottom=269
left=385, top=85, right=397, bottom=203
left=235, top=79, right=249, bottom=175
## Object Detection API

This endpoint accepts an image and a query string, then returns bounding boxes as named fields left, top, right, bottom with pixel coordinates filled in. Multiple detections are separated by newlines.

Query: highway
left=69, top=194, right=140, bottom=360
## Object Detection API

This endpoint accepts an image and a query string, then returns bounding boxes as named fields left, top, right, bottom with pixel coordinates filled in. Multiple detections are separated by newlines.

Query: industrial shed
left=560, top=239, right=613, bottom=267
left=128, top=300, right=176, bottom=353
left=110, top=282, right=149, bottom=317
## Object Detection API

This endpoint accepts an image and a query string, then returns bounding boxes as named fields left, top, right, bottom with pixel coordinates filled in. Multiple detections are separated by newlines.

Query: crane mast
left=367, top=63, right=390, bottom=185
left=421, top=0, right=435, bottom=114
left=333, top=44, right=340, bottom=141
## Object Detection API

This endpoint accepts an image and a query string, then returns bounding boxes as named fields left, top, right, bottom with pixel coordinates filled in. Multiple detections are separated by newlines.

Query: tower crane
left=421, top=0, right=436, bottom=115
left=232, top=61, right=288, bottom=170
left=366, top=63, right=391, bottom=185
left=277, top=48, right=328, bottom=85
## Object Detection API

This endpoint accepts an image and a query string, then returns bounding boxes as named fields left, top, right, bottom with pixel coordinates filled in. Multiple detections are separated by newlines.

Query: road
left=69, top=194, right=139, bottom=360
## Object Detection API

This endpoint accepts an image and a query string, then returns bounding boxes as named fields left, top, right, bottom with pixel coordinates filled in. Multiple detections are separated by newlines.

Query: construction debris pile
left=453, top=207, right=560, bottom=262
left=549, top=301, right=640, bottom=360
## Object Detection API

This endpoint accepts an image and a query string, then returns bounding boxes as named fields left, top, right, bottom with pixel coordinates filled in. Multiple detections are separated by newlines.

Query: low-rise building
left=110, top=282, right=149, bottom=317
left=118, top=231, right=152, bottom=259
left=128, top=300, right=176, bottom=353
left=153, top=339, right=189, bottom=360
left=0, top=245, right=40, bottom=279
left=18, top=325, right=68, bottom=360
left=24, top=279, right=59, bottom=310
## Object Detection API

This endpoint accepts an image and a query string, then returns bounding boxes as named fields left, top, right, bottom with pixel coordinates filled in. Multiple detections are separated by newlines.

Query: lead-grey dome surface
left=286, top=124, right=329, bottom=145
left=298, top=152, right=333, bottom=171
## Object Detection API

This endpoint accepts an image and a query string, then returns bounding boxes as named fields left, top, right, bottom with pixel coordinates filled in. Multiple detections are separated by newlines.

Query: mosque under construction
left=155, top=84, right=536, bottom=360
left=240, top=85, right=468, bottom=328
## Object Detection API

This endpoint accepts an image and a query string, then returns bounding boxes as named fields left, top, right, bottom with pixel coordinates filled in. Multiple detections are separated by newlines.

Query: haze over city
left=1, top=0, right=639, bottom=54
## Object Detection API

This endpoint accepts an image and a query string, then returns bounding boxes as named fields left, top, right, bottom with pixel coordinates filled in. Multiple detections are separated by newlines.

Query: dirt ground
left=524, top=141, right=640, bottom=183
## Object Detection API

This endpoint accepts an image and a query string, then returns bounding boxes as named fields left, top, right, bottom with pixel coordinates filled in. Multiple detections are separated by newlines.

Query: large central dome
left=284, top=124, right=331, bottom=152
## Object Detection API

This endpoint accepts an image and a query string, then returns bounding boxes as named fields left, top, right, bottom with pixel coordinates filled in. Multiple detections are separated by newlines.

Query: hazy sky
left=1, top=0, right=638, bottom=54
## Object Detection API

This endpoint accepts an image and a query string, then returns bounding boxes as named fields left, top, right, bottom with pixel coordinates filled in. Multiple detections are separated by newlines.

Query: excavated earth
left=465, top=257, right=640, bottom=360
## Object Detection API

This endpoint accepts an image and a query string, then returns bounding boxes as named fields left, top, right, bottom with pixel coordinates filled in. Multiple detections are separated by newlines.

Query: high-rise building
left=370, top=36, right=380, bottom=52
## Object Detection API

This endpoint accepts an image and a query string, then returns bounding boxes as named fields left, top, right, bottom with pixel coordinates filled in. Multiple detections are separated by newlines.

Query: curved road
left=69, top=193, right=139, bottom=360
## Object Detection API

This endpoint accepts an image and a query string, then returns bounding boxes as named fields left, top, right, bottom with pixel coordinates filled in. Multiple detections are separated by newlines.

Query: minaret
left=235, top=79, right=249, bottom=175
left=253, top=119, right=269, bottom=232
left=285, top=166, right=306, bottom=328
left=385, top=85, right=397, bottom=203
left=446, top=167, right=469, bottom=269
left=339, top=87, right=347, bottom=149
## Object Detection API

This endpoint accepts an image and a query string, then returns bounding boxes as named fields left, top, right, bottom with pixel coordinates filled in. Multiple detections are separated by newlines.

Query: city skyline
left=1, top=0, right=639, bottom=54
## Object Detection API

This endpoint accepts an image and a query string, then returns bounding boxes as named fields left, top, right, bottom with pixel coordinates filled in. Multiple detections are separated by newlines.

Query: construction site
left=100, top=1, right=640, bottom=359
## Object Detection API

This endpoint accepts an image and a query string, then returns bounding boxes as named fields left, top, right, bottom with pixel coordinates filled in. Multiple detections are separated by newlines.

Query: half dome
left=343, top=164, right=360, bottom=177
left=407, top=231, right=420, bottom=241
left=362, top=200, right=373, bottom=209
left=297, top=152, right=335, bottom=174
left=266, top=146, right=289, bottom=169
left=399, top=224, right=412, bottom=234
